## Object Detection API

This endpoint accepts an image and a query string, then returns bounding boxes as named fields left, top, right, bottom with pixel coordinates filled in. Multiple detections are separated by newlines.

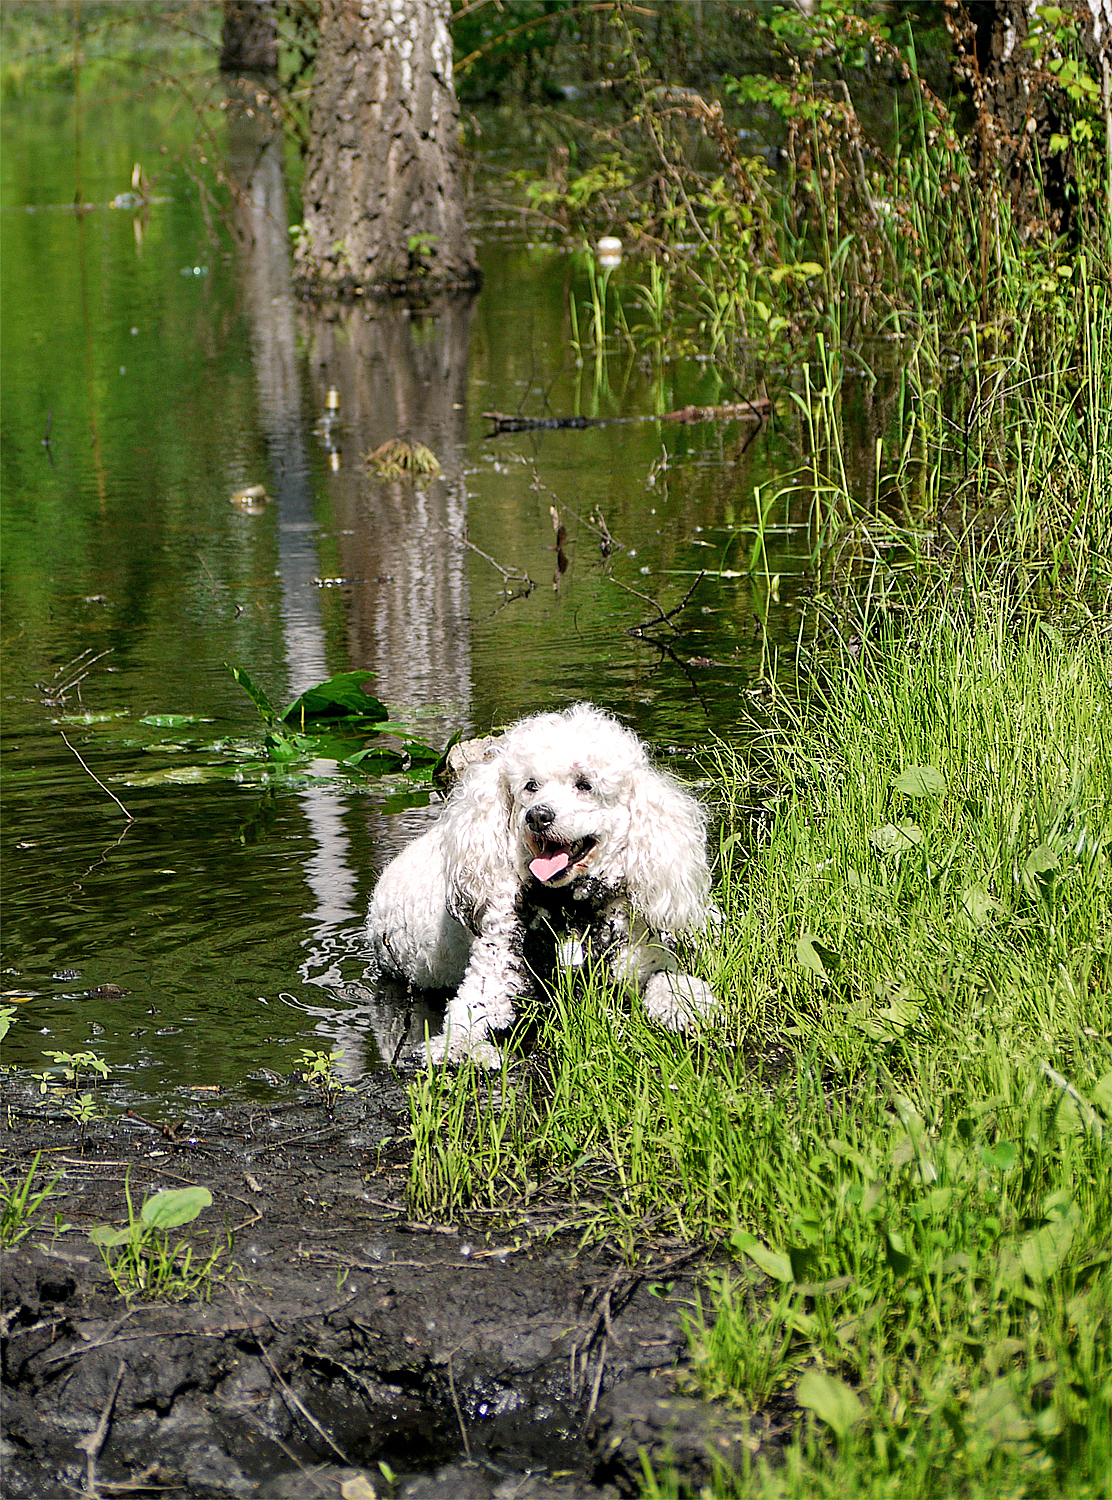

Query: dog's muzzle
left=526, top=832, right=597, bottom=884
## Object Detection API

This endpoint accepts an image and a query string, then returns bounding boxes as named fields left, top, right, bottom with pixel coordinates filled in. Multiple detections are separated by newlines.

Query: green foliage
left=407, top=597, right=1111, bottom=1496
left=67, top=1092, right=102, bottom=1148
left=293, top=1047, right=349, bottom=1110
left=89, top=1173, right=226, bottom=1302
left=281, top=669, right=388, bottom=726
left=1, top=1152, right=67, bottom=1248
left=40, top=1049, right=109, bottom=1094
left=225, top=663, right=438, bottom=782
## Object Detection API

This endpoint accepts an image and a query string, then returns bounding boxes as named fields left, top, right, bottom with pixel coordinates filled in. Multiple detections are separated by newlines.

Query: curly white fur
left=367, top=702, right=716, bottom=1066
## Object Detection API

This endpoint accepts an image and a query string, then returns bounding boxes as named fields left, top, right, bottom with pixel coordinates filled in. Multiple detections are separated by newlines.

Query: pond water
left=1, top=17, right=829, bottom=1106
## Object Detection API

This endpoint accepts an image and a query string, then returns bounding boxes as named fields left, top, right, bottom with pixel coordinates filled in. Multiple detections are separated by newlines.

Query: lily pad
left=115, top=766, right=226, bottom=787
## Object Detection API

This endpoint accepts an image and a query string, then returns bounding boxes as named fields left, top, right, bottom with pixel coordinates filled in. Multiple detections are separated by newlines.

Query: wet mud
left=1, top=1079, right=788, bottom=1498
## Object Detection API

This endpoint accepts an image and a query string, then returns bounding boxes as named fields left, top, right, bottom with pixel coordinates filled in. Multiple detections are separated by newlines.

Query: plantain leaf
left=283, top=671, right=388, bottom=724
left=797, top=1370, right=866, bottom=1436
left=892, top=765, right=945, bottom=798
left=140, top=1186, right=213, bottom=1230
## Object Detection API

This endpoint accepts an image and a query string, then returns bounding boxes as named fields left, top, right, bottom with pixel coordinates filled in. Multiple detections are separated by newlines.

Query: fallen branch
left=60, top=732, right=135, bottom=823
left=76, top=1358, right=125, bottom=1497
left=483, top=393, right=771, bottom=434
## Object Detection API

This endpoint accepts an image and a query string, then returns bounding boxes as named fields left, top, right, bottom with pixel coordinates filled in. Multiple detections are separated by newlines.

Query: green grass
left=408, top=606, right=1111, bottom=1496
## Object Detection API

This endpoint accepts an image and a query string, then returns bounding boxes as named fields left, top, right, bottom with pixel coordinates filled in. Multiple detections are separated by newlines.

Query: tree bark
left=946, top=0, right=1110, bottom=231
left=220, top=0, right=279, bottom=74
left=294, top=0, right=480, bottom=297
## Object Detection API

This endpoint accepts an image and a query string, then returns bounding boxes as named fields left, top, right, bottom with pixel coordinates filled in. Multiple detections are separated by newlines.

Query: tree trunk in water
left=295, top=0, right=479, bottom=297
left=220, top=0, right=279, bottom=73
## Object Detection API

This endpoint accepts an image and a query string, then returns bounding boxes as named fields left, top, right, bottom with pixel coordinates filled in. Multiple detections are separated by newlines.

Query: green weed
left=90, top=1173, right=227, bottom=1303
left=407, top=603, right=1111, bottom=1495
left=293, top=1047, right=350, bottom=1111
left=1, top=1152, right=68, bottom=1248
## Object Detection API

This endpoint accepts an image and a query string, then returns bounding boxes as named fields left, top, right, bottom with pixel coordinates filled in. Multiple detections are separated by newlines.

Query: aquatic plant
left=226, top=664, right=441, bottom=778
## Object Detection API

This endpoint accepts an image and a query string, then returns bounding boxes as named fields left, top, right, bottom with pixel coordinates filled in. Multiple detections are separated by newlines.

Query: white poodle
left=367, top=702, right=716, bottom=1066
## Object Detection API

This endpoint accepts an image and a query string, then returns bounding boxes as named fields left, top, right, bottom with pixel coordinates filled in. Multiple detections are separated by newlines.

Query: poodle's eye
left=575, top=775, right=592, bottom=794
left=523, top=778, right=539, bottom=795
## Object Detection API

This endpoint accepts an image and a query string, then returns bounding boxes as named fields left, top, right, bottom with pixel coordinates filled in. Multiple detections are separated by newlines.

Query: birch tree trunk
left=294, top=0, right=479, bottom=296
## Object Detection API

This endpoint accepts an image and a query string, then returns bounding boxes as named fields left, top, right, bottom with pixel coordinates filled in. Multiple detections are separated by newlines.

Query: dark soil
left=1, top=1075, right=789, bottom=1499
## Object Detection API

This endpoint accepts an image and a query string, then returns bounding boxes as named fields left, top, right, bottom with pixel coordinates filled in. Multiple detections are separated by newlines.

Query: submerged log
left=482, top=395, right=772, bottom=434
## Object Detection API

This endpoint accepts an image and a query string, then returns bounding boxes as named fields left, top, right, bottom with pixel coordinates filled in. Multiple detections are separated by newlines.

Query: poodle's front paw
left=409, top=1030, right=504, bottom=1070
left=643, top=971, right=717, bottom=1031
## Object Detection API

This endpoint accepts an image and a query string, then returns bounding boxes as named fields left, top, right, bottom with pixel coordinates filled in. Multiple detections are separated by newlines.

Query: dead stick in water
left=60, top=731, right=135, bottom=822
left=483, top=393, right=772, bottom=434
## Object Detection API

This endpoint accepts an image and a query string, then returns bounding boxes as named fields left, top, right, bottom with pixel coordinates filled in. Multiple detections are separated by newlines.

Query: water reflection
left=300, top=295, right=475, bottom=737
left=225, top=89, right=476, bottom=1071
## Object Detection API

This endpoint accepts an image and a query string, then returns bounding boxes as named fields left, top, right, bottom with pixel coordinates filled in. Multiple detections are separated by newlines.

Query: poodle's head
left=444, top=703, right=710, bottom=933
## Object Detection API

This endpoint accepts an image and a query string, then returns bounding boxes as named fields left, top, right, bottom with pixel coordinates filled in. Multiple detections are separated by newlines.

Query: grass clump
left=1, top=1151, right=67, bottom=1248
left=408, top=606, right=1111, bottom=1495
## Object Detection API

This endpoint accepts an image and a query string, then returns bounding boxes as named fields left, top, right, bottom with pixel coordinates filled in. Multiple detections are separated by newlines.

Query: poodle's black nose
left=525, top=804, right=556, bottom=833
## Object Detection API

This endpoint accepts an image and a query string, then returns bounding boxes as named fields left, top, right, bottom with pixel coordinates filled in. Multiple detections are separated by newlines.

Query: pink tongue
left=530, top=850, right=570, bottom=883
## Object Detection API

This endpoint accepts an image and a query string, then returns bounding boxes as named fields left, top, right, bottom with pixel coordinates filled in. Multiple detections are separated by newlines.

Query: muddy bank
left=1, top=1079, right=786, bottom=1498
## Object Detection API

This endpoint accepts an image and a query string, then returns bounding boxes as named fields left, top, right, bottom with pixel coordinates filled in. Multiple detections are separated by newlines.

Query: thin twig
left=255, top=1341, right=353, bottom=1466
left=621, top=571, right=706, bottom=635
left=76, top=1358, right=126, bottom=1497
left=60, top=732, right=135, bottom=822
left=446, top=1348, right=471, bottom=1458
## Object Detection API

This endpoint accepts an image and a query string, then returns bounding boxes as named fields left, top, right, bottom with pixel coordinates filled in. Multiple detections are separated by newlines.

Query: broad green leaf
left=140, top=1186, right=213, bottom=1230
left=1019, top=1217, right=1074, bottom=1282
left=56, top=712, right=128, bottom=725
left=282, top=671, right=388, bottom=724
left=115, top=766, right=224, bottom=787
left=265, top=730, right=314, bottom=762
left=344, top=747, right=407, bottom=771
left=797, top=1370, right=865, bottom=1435
left=88, top=1225, right=133, bottom=1248
left=980, top=1141, right=1018, bottom=1172
left=226, top=663, right=276, bottom=721
left=796, top=932, right=840, bottom=982
left=892, top=764, right=945, bottom=798
left=922, top=1187, right=954, bottom=1215
left=1023, top=844, right=1059, bottom=882
left=736, top=1235, right=794, bottom=1283
left=886, top=1228, right=912, bottom=1274
left=869, top=821, right=922, bottom=854
left=961, top=885, right=1003, bottom=924
left=967, top=1377, right=1032, bottom=1446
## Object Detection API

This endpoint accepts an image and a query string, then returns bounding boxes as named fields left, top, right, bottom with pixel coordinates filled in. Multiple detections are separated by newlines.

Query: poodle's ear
left=621, top=769, right=710, bottom=933
left=441, top=752, right=517, bottom=926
